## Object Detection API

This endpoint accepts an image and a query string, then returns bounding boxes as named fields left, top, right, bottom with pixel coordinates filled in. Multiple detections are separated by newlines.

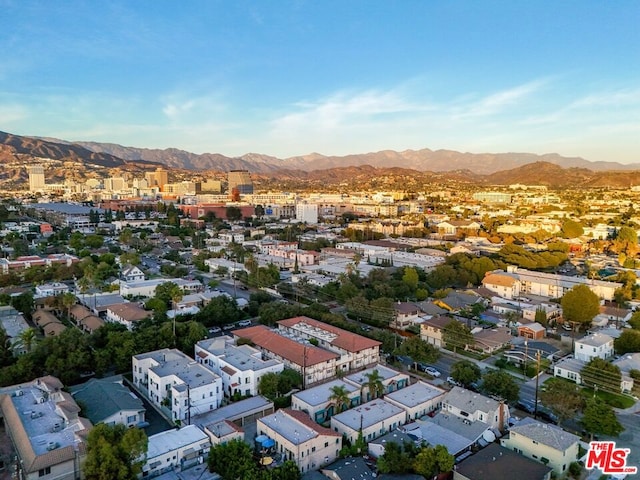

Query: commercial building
left=27, top=165, right=45, bottom=191
left=228, top=170, right=253, bottom=195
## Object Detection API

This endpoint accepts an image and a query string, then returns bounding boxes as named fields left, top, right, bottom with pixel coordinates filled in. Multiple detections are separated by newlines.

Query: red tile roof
left=232, top=325, right=339, bottom=366
left=283, top=408, right=341, bottom=437
left=277, top=316, right=381, bottom=353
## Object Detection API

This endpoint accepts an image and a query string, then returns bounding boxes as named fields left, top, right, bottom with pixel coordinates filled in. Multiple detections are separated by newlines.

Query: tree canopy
left=581, top=397, right=624, bottom=440
left=481, top=370, right=520, bottom=402
left=561, top=284, right=600, bottom=327
left=450, top=360, right=482, bottom=388
left=83, top=423, right=148, bottom=480
left=539, top=380, right=586, bottom=426
left=581, top=358, right=622, bottom=394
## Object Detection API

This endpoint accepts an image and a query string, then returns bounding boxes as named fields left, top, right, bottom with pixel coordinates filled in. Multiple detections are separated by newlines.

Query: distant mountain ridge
left=73, top=141, right=639, bottom=175
left=2, top=130, right=640, bottom=189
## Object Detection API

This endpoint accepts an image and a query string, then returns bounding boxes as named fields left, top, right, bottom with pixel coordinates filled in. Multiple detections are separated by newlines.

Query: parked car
left=222, top=323, right=236, bottom=330
left=237, top=320, right=252, bottom=327
left=537, top=406, right=558, bottom=424
left=446, top=376, right=460, bottom=386
left=208, top=326, right=222, bottom=334
left=516, top=400, right=537, bottom=414
left=424, top=366, right=441, bottom=377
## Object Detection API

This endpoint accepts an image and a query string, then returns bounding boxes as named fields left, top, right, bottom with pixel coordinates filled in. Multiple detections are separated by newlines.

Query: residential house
left=277, top=316, right=381, bottom=374
left=105, top=303, right=152, bottom=330
left=330, top=399, right=407, bottom=444
left=194, top=395, right=274, bottom=441
left=454, top=443, right=552, bottom=480
left=132, top=348, right=223, bottom=423
left=472, top=326, right=512, bottom=354
left=383, top=381, right=445, bottom=421
left=142, top=425, right=211, bottom=478
left=501, top=417, right=579, bottom=476
left=391, top=302, right=420, bottom=330
left=257, top=409, right=342, bottom=473
left=69, top=375, right=146, bottom=428
left=404, top=415, right=482, bottom=459
left=194, top=336, right=284, bottom=397
left=33, top=310, right=66, bottom=337
left=69, top=304, right=105, bottom=333
left=230, top=325, right=340, bottom=387
left=34, top=282, right=70, bottom=299
left=442, top=386, right=510, bottom=431
left=439, top=291, right=486, bottom=314
left=291, top=379, right=360, bottom=424
left=574, top=333, right=614, bottom=362
left=120, top=264, right=145, bottom=282
left=419, top=315, right=453, bottom=348
left=343, top=364, right=409, bottom=402
left=0, top=376, right=92, bottom=480
left=553, top=357, right=585, bottom=385
left=77, top=292, right=127, bottom=318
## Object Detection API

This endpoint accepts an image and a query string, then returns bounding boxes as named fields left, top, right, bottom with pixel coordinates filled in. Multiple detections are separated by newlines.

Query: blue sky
left=1, top=1, right=639, bottom=163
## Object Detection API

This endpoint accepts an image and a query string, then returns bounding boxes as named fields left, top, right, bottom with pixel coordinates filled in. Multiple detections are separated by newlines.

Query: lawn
left=542, top=377, right=636, bottom=409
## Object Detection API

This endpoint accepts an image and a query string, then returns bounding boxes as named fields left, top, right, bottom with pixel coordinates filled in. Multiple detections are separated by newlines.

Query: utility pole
left=533, top=349, right=541, bottom=419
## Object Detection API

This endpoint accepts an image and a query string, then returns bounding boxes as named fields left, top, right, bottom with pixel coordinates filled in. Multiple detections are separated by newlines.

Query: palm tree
left=60, top=292, right=77, bottom=322
left=328, top=385, right=351, bottom=416
left=15, top=328, right=38, bottom=353
left=365, top=369, right=384, bottom=401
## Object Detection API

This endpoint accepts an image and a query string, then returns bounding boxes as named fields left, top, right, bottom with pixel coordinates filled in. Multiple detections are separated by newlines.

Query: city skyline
left=1, top=1, right=639, bottom=163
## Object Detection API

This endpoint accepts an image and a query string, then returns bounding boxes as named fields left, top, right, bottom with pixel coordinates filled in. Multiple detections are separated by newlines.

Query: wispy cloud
left=453, top=79, right=547, bottom=119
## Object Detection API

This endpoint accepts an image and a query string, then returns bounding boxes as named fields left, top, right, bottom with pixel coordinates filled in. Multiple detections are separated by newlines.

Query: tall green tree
left=83, top=423, right=148, bottom=480
left=413, top=445, right=454, bottom=478
left=328, top=384, right=351, bottom=414
left=376, top=441, right=413, bottom=475
left=396, top=336, right=440, bottom=364
left=365, top=369, right=385, bottom=400
left=581, top=358, right=622, bottom=394
left=442, top=320, right=473, bottom=353
left=450, top=360, right=482, bottom=388
left=539, top=380, right=585, bottom=427
left=561, top=284, right=600, bottom=328
left=581, top=397, right=624, bottom=441
left=402, top=267, right=419, bottom=291
left=481, top=370, right=519, bottom=402
left=614, top=329, right=640, bottom=354
left=208, top=438, right=257, bottom=480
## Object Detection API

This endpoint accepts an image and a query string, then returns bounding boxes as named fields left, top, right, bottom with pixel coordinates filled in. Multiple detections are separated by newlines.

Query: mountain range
left=2, top=130, right=640, bottom=189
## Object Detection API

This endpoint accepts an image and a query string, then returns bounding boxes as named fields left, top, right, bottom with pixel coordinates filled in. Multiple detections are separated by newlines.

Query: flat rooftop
left=331, top=399, right=404, bottom=431
left=147, top=425, right=209, bottom=459
left=384, top=381, right=445, bottom=408
left=343, top=364, right=406, bottom=386
left=293, top=379, right=359, bottom=407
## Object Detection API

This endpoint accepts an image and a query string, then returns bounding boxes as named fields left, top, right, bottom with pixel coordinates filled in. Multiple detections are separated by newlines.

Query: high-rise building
left=227, top=170, right=253, bottom=195
left=296, top=202, right=319, bottom=224
left=145, top=167, right=169, bottom=191
left=104, top=177, right=126, bottom=191
left=27, top=165, right=45, bottom=191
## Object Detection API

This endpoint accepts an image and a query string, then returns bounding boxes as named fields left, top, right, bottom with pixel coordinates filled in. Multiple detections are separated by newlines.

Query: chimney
left=498, top=400, right=505, bottom=433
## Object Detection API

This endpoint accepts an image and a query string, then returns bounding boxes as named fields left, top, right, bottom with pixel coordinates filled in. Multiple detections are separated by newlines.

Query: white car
left=425, top=366, right=441, bottom=377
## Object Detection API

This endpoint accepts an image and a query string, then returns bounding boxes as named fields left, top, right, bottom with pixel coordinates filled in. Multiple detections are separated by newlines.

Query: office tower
left=145, top=167, right=169, bottom=191
left=296, top=202, right=319, bottom=224
left=27, top=165, right=45, bottom=191
left=227, top=170, right=253, bottom=195
left=104, top=177, right=126, bottom=191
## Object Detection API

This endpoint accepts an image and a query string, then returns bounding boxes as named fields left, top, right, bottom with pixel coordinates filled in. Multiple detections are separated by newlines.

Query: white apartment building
left=384, top=381, right=446, bottom=421
left=291, top=379, right=360, bottom=424
left=142, top=425, right=211, bottom=478
left=194, top=336, right=284, bottom=397
left=331, top=399, right=407, bottom=444
left=482, top=266, right=622, bottom=301
left=257, top=409, right=342, bottom=473
left=133, top=349, right=223, bottom=423
left=574, top=333, right=614, bottom=362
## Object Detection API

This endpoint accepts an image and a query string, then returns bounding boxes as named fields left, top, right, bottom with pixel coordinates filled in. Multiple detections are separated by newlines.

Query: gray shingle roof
left=70, top=376, right=144, bottom=424
left=509, top=417, right=579, bottom=452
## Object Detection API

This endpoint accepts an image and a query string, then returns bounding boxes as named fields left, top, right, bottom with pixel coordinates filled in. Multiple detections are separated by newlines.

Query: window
left=127, top=415, right=137, bottom=424
left=325, top=442, right=329, bottom=447
left=38, top=467, right=51, bottom=477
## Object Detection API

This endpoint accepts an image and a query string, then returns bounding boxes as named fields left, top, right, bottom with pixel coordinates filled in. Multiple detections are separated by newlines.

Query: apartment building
left=442, top=386, right=510, bottom=431
left=194, top=336, right=284, bottom=397
left=133, top=349, right=222, bottom=423
left=330, top=399, right=407, bottom=444
left=257, top=409, right=341, bottom=473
